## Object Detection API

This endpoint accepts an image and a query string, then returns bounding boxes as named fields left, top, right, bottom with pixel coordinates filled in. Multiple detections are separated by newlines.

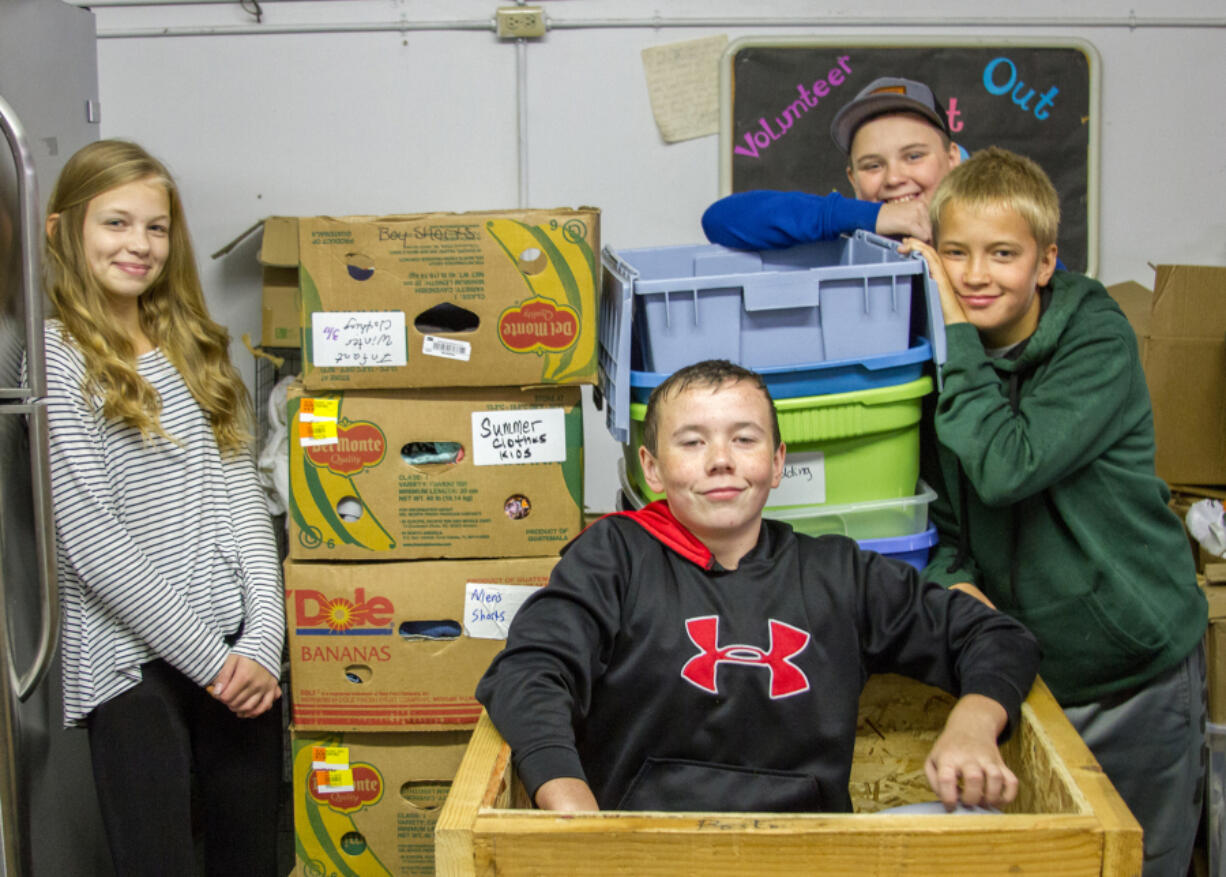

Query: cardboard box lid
left=209, top=216, right=299, bottom=267
left=1105, top=280, right=1152, bottom=341
left=214, top=209, right=599, bottom=266
left=1151, top=265, right=1226, bottom=339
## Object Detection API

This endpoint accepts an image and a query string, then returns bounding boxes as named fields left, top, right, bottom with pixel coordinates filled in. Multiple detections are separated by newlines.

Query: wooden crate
left=436, top=675, right=1141, bottom=876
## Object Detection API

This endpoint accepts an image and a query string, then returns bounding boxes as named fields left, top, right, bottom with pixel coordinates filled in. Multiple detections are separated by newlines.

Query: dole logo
left=498, top=297, right=580, bottom=354
left=305, top=420, right=386, bottom=476
left=294, top=588, right=394, bottom=633
left=309, top=763, right=383, bottom=814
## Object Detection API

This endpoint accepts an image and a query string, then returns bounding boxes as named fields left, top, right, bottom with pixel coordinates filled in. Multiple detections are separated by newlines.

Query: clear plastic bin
left=617, top=457, right=937, bottom=543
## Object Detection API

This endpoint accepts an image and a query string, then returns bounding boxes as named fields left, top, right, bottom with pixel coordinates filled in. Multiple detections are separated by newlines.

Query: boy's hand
left=208, top=654, right=282, bottom=719
left=924, top=694, right=1017, bottom=810
left=534, top=777, right=600, bottom=812
left=876, top=199, right=932, bottom=243
left=898, top=237, right=968, bottom=327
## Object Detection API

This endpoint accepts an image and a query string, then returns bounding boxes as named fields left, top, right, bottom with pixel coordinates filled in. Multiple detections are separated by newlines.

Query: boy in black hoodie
left=476, top=359, right=1039, bottom=813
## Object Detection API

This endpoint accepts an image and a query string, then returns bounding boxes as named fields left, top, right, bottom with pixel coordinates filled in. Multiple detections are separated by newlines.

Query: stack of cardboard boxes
left=262, top=208, right=600, bottom=876
left=1108, top=265, right=1226, bottom=874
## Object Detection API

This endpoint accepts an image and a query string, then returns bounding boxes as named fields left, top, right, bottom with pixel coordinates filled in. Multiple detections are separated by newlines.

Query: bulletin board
left=719, top=37, right=1100, bottom=275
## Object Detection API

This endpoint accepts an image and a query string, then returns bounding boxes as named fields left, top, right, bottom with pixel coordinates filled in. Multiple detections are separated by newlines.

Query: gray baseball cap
left=830, top=77, right=951, bottom=154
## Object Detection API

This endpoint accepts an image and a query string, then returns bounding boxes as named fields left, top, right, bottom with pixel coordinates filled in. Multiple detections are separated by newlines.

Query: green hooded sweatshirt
left=922, top=270, right=1207, bottom=706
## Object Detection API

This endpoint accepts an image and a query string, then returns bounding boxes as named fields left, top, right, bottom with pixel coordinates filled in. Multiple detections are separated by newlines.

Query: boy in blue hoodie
left=703, top=76, right=961, bottom=248
left=901, top=147, right=1207, bottom=877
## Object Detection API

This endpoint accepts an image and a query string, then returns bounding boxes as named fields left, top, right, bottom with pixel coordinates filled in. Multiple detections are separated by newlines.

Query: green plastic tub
left=624, top=375, right=933, bottom=511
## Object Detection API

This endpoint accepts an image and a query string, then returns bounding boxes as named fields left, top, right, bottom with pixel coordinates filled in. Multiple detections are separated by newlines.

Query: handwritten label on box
left=471, top=407, right=566, bottom=466
left=769, top=451, right=826, bottom=506
left=311, top=311, right=407, bottom=368
left=463, top=583, right=540, bottom=640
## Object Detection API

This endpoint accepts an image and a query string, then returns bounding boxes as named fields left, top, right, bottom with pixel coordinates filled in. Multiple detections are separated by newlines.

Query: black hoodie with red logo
left=475, top=501, right=1040, bottom=812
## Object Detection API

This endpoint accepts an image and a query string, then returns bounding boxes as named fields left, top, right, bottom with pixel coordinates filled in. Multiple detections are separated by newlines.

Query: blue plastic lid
left=858, top=523, right=938, bottom=554
left=629, top=336, right=932, bottom=395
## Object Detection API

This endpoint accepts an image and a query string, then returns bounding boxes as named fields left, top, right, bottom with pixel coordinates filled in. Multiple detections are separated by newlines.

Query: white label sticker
left=463, top=583, right=540, bottom=640
left=310, top=746, right=350, bottom=771
left=311, top=311, right=407, bottom=368
left=422, top=334, right=472, bottom=362
left=314, top=768, right=355, bottom=794
left=769, top=451, right=826, bottom=506
left=471, top=407, right=567, bottom=466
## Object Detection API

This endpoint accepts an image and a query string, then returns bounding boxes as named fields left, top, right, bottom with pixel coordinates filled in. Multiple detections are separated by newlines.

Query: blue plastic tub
left=628, top=337, right=932, bottom=403
left=858, top=524, right=938, bottom=571
left=619, top=237, right=919, bottom=373
left=597, top=229, right=945, bottom=443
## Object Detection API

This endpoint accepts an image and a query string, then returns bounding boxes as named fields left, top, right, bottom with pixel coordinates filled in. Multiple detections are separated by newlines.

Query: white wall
left=89, top=0, right=1226, bottom=512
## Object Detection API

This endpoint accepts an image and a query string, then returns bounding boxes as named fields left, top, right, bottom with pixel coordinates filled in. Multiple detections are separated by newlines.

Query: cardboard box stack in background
left=1108, top=265, right=1226, bottom=572
left=1115, top=267, right=1226, bottom=877
left=259, top=208, right=599, bottom=877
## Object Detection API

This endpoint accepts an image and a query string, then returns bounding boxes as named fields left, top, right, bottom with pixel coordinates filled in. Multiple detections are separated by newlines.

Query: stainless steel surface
left=11, top=402, right=58, bottom=702
left=0, top=1, right=107, bottom=874
left=0, top=97, right=42, bottom=399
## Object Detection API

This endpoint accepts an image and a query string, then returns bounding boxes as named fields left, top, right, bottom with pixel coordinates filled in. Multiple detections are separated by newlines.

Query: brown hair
left=44, top=139, right=252, bottom=452
left=929, top=145, right=1061, bottom=250
left=642, top=359, right=780, bottom=454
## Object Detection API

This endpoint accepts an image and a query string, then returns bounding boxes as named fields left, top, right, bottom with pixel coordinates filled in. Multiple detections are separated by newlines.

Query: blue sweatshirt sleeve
left=701, top=190, right=882, bottom=250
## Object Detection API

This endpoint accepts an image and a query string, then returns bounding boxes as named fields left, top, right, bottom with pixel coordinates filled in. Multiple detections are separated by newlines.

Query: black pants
left=86, top=659, right=282, bottom=877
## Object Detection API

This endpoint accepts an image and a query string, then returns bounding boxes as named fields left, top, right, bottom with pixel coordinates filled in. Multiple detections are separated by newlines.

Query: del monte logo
left=499, top=297, right=579, bottom=354
left=309, top=763, right=383, bottom=814
left=305, top=420, right=386, bottom=476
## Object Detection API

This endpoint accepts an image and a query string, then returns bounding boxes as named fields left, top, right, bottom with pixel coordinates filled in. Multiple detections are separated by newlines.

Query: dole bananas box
left=295, top=208, right=600, bottom=390
left=287, top=382, right=582, bottom=561
left=284, top=556, right=554, bottom=731
left=293, top=728, right=469, bottom=876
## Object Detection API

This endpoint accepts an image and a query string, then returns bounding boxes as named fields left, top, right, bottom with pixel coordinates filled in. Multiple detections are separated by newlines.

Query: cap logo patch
left=871, top=86, right=908, bottom=95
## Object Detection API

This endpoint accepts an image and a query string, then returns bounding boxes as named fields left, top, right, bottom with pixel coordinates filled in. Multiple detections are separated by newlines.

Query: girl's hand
left=898, top=237, right=968, bottom=327
left=209, top=654, right=282, bottom=719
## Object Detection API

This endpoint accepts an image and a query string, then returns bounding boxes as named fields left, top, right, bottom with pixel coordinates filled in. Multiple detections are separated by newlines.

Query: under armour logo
left=680, top=616, right=811, bottom=699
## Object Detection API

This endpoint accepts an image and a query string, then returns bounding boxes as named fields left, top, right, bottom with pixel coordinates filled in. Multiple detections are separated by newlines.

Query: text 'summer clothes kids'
left=476, top=502, right=1040, bottom=811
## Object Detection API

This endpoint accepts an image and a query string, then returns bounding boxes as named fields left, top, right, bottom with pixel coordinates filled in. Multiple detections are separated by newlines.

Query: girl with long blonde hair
left=41, top=139, right=283, bottom=876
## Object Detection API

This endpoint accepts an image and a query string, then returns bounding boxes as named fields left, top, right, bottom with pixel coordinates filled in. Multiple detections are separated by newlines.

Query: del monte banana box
left=295, top=208, right=600, bottom=390
left=287, top=381, right=582, bottom=561
left=284, top=556, right=554, bottom=731
left=293, top=729, right=469, bottom=876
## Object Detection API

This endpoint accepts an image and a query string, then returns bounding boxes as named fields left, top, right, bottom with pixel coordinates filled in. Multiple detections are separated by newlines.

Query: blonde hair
left=929, top=146, right=1060, bottom=250
left=44, top=139, right=252, bottom=453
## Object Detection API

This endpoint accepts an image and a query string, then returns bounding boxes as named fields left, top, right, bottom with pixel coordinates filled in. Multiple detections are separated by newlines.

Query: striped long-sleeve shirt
left=43, top=321, right=285, bottom=726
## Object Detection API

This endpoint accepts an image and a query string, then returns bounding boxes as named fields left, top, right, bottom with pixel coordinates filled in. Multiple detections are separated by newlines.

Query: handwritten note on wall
left=641, top=35, right=728, bottom=143
left=311, top=311, right=407, bottom=368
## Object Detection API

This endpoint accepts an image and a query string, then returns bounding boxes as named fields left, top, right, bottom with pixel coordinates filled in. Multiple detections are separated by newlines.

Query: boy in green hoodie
left=901, top=147, right=1207, bottom=877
